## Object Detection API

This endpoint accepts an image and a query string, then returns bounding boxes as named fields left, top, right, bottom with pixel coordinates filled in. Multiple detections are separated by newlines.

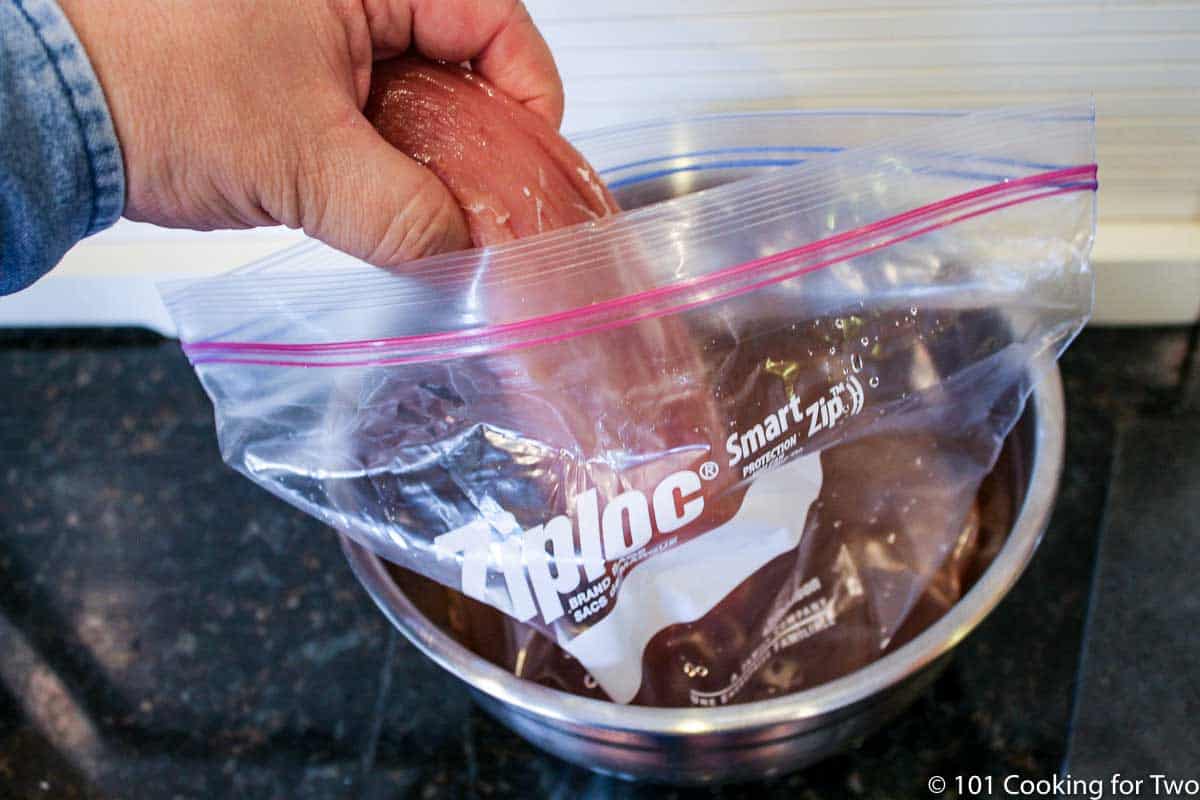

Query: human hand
left=58, top=0, right=563, bottom=265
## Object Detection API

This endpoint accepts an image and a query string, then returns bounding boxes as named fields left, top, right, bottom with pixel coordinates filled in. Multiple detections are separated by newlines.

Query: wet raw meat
left=367, top=56, right=618, bottom=243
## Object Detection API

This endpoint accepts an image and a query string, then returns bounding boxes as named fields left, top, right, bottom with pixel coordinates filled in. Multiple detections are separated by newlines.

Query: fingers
left=298, top=115, right=470, bottom=266
left=364, top=0, right=564, bottom=128
left=466, top=1, right=564, bottom=128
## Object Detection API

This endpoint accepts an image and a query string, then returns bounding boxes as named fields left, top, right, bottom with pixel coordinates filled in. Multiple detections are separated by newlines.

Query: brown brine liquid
left=384, top=318, right=1020, bottom=708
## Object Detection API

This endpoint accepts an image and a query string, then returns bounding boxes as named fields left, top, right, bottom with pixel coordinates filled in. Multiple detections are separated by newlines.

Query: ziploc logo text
left=433, top=468, right=712, bottom=625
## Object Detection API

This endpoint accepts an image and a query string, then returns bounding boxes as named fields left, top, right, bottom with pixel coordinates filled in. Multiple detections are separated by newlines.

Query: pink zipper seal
left=184, top=164, right=1097, bottom=367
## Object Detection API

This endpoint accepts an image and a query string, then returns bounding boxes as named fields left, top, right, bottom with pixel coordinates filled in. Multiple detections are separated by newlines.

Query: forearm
left=0, top=0, right=124, bottom=295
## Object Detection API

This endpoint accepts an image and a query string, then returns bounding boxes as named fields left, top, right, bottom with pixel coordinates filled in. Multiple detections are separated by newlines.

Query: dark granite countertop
left=1, top=326, right=1197, bottom=799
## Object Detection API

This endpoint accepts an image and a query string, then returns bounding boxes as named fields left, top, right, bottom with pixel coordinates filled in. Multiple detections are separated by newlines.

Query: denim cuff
left=15, top=0, right=125, bottom=235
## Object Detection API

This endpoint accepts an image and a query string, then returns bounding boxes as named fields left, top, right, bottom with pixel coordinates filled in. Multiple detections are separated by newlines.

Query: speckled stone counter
left=0, top=326, right=1195, bottom=799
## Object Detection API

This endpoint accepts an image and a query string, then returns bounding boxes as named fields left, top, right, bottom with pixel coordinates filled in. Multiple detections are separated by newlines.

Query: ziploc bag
left=162, top=104, right=1096, bottom=706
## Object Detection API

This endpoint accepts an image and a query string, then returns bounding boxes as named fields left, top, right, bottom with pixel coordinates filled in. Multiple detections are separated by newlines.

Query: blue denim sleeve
left=0, top=0, right=125, bottom=295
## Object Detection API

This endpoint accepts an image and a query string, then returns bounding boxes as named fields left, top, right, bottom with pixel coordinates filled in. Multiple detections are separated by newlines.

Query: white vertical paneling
left=7, top=0, right=1196, bottom=328
left=529, top=0, right=1200, bottom=225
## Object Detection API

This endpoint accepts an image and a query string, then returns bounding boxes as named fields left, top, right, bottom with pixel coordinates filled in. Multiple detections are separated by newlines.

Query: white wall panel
left=529, top=0, right=1200, bottom=226
left=4, top=0, right=1196, bottom=327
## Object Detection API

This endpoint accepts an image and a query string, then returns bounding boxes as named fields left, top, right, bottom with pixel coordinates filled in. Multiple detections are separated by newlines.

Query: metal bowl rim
left=341, top=365, right=1063, bottom=738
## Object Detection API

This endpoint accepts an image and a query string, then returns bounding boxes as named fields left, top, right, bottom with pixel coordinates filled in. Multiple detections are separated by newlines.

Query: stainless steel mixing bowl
left=341, top=368, right=1064, bottom=784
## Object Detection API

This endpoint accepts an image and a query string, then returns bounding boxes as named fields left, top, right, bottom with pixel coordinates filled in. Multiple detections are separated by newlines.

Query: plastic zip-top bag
left=163, top=90, right=1096, bottom=707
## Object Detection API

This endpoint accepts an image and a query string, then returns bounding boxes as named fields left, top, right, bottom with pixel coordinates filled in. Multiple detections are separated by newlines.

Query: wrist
left=55, top=0, right=133, bottom=221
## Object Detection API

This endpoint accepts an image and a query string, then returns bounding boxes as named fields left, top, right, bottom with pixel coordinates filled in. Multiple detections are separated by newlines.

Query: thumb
left=298, top=116, right=469, bottom=267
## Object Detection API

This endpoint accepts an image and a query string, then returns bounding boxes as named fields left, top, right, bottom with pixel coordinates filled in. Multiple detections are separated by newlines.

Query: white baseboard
left=1090, top=222, right=1200, bottom=325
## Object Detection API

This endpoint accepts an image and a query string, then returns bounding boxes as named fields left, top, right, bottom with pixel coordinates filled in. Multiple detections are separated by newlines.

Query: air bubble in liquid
left=834, top=318, right=844, bottom=329
left=860, top=337, right=869, bottom=346
left=910, top=305, right=918, bottom=316
left=850, top=353, right=864, bottom=372
left=869, top=376, right=880, bottom=387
